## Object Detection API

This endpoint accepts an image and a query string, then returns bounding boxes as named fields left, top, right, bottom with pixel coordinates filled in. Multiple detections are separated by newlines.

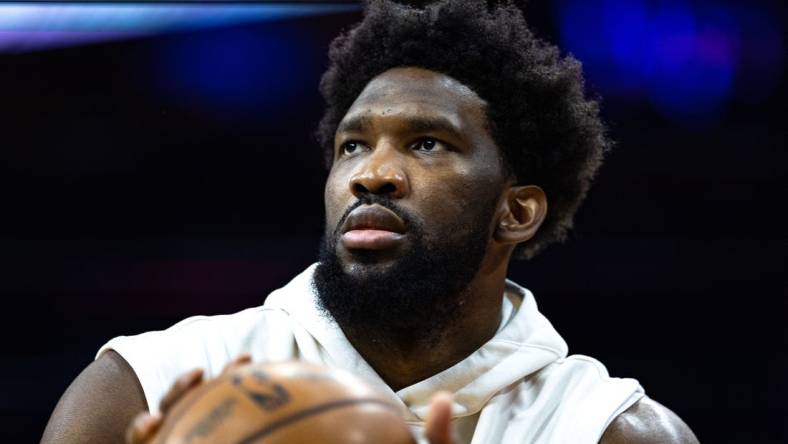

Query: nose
left=349, top=143, right=409, bottom=199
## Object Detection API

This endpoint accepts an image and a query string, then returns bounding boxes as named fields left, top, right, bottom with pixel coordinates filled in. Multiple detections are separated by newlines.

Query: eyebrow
left=336, top=115, right=371, bottom=133
left=337, top=115, right=465, bottom=141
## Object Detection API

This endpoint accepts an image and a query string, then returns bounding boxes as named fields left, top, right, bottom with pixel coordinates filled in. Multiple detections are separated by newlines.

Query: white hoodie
left=99, top=263, right=643, bottom=443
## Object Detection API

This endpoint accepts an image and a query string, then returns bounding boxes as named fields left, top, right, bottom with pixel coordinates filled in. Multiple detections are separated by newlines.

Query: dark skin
left=325, top=67, right=699, bottom=443
left=43, top=67, right=699, bottom=444
left=325, top=67, right=543, bottom=390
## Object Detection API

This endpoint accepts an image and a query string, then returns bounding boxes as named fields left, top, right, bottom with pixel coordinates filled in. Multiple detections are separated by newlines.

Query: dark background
left=1, top=1, right=785, bottom=442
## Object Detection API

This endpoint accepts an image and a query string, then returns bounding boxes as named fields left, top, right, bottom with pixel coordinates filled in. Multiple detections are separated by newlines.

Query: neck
left=342, top=252, right=511, bottom=391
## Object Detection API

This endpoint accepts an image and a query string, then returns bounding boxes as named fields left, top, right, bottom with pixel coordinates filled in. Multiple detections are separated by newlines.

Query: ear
left=494, top=185, right=547, bottom=245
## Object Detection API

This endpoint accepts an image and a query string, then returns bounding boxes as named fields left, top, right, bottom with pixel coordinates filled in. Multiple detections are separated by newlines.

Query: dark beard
left=312, top=195, right=498, bottom=350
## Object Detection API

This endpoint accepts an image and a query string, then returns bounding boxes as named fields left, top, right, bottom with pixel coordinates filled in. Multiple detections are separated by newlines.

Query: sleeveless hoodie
left=98, top=263, right=643, bottom=443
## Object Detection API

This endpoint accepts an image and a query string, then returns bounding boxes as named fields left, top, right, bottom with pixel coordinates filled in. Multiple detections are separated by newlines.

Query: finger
left=220, top=353, right=253, bottom=377
left=425, top=391, right=455, bottom=444
left=125, top=413, right=162, bottom=444
left=159, top=368, right=204, bottom=414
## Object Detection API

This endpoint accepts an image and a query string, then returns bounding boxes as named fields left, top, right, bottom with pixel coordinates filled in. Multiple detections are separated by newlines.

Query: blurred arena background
left=1, top=1, right=785, bottom=441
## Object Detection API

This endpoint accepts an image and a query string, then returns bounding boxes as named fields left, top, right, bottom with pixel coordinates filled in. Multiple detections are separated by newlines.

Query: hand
left=124, top=354, right=252, bottom=444
left=425, top=391, right=456, bottom=444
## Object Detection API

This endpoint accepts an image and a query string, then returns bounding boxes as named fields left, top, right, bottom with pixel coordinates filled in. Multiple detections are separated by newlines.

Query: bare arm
left=600, top=396, right=699, bottom=444
left=42, top=350, right=148, bottom=444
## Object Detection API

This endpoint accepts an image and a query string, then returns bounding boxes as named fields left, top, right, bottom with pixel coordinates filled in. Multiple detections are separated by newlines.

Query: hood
left=264, top=263, right=568, bottom=422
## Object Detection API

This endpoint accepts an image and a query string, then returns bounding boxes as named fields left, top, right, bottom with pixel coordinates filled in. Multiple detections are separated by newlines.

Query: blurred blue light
left=0, top=3, right=359, bottom=52
left=151, top=22, right=319, bottom=114
left=650, top=5, right=737, bottom=123
left=554, top=0, right=783, bottom=127
left=603, top=0, right=652, bottom=91
left=0, top=3, right=359, bottom=31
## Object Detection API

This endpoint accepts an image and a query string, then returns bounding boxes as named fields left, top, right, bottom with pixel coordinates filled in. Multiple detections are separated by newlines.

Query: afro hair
left=316, top=0, right=612, bottom=259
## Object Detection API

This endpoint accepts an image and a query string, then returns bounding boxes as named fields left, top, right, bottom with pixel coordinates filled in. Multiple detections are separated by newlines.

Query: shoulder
left=537, top=354, right=642, bottom=400
left=109, top=306, right=288, bottom=359
left=600, top=396, right=699, bottom=444
left=98, top=307, right=270, bottom=370
left=98, top=306, right=289, bottom=413
left=42, top=350, right=146, bottom=443
left=104, top=306, right=276, bottom=353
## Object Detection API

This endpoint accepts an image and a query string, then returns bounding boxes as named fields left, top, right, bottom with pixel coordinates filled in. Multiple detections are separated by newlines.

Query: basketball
left=152, top=361, right=417, bottom=444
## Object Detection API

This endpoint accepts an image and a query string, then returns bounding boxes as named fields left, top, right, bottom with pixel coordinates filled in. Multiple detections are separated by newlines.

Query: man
left=43, top=1, right=698, bottom=443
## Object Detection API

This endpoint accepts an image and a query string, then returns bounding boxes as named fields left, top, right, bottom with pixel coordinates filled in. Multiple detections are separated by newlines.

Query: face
left=313, top=67, right=508, bottom=344
left=325, top=67, right=506, bottom=272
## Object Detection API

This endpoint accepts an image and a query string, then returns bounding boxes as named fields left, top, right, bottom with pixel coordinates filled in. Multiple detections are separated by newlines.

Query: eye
left=341, top=141, right=362, bottom=156
left=413, top=138, right=441, bottom=152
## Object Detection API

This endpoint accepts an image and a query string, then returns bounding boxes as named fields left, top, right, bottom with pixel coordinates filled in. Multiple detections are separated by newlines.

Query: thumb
left=125, top=413, right=162, bottom=444
left=425, top=391, right=455, bottom=444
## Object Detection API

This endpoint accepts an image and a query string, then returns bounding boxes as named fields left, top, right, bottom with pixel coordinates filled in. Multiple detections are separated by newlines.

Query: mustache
left=333, top=195, right=413, bottom=239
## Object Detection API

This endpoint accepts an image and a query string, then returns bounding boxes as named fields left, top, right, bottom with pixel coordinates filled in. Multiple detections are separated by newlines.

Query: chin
left=339, top=250, right=401, bottom=276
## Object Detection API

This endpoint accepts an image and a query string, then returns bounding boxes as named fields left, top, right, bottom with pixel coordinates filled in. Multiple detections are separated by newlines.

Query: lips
left=340, top=204, right=407, bottom=250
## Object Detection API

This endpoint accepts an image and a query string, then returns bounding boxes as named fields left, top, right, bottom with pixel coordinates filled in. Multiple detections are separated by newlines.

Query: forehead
left=340, top=67, right=488, bottom=130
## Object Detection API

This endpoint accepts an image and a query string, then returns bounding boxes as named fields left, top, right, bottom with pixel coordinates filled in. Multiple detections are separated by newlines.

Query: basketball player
left=43, top=1, right=698, bottom=443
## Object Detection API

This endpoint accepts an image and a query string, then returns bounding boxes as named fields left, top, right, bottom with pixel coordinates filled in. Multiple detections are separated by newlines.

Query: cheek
left=413, top=178, right=477, bottom=229
left=417, top=161, right=501, bottom=215
left=419, top=178, right=502, bottom=245
left=324, top=170, right=344, bottom=229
